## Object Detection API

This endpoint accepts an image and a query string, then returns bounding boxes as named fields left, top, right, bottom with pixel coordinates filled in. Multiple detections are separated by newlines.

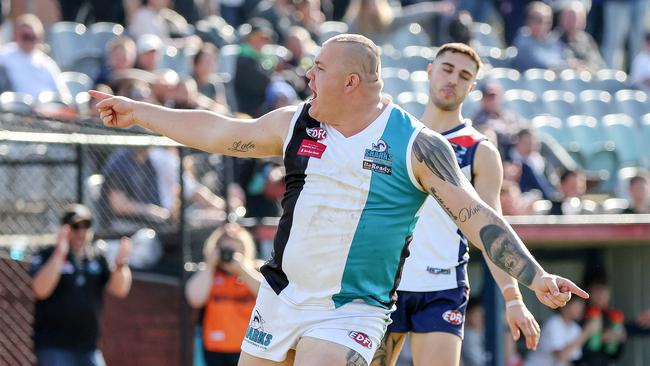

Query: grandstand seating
left=541, top=90, right=578, bottom=119
left=523, top=68, right=559, bottom=95
left=381, top=67, right=411, bottom=98
left=88, top=22, right=124, bottom=53
left=61, top=71, right=94, bottom=97
left=602, top=113, right=642, bottom=167
left=503, top=89, right=541, bottom=119
left=318, top=21, right=348, bottom=44
left=397, top=91, right=428, bottom=117
left=486, top=67, right=522, bottom=91
left=614, top=89, right=649, bottom=120
left=578, top=90, right=613, bottom=118
left=0, top=92, right=34, bottom=113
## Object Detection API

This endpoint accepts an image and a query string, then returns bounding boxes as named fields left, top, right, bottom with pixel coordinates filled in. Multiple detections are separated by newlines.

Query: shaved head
left=324, top=34, right=381, bottom=84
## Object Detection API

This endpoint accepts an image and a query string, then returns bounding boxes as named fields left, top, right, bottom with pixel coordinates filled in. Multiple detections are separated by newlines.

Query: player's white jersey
left=260, top=102, right=427, bottom=310
left=399, top=122, right=487, bottom=292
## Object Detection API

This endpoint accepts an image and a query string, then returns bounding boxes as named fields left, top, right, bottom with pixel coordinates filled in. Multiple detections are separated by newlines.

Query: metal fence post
left=483, top=258, right=505, bottom=366
left=179, top=146, right=192, bottom=366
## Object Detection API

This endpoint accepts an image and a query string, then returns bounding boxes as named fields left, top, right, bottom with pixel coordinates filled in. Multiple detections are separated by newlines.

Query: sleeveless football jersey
left=260, top=102, right=428, bottom=309
left=399, top=122, right=487, bottom=292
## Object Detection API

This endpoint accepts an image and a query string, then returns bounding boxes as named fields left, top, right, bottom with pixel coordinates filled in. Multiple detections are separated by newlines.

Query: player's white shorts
left=241, top=280, right=393, bottom=364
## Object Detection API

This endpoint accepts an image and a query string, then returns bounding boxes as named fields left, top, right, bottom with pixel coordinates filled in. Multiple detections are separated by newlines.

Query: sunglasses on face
left=70, top=221, right=91, bottom=230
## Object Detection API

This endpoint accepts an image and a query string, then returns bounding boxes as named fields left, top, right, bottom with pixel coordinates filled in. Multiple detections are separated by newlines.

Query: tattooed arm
left=90, top=90, right=292, bottom=158
left=411, top=129, right=588, bottom=305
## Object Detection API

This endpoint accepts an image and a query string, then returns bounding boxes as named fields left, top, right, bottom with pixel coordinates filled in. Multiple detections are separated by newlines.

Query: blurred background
left=0, top=0, right=649, bottom=365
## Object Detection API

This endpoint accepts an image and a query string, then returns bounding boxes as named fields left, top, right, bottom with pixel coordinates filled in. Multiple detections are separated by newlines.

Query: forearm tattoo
left=479, top=224, right=536, bottom=286
left=228, top=140, right=255, bottom=153
left=413, top=130, right=461, bottom=186
left=346, top=349, right=368, bottom=366
left=429, top=186, right=458, bottom=221
left=371, top=334, right=401, bottom=366
left=458, top=203, right=482, bottom=223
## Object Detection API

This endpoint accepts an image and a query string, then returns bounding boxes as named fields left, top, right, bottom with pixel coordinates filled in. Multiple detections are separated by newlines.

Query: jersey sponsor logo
left=426, top=266, right=451, bottom=275
left=297, top=139, right=327, bottom=159
left=244, top=310, right=273, bottom=349
left=348, top=331, right=373, bottom=349
left=442, top=310, right=464, bottom=325
left=363, top=139, right=392, bottom=174
left=306, top=127, right=327, bottom=140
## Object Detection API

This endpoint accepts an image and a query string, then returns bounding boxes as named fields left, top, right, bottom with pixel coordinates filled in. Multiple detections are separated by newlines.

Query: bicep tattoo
left=479, top=224, right=536, bottom=286
left=413, top=130, right=462, bottom=186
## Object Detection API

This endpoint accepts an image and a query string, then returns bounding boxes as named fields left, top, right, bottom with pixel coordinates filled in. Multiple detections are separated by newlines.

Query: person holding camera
left=185, top=224, right=262, bottom=366
left=31, top=204, right=132, bottom=366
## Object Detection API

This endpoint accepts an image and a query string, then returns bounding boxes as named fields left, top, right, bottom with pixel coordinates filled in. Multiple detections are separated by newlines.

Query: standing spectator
left=549, top=170, right=590, bottom=215
left=554, top=1, right=607, bottom=73
left=513, top=2, right=569, bottom=71
left=525, top=298, right=599, bottom=366
left=508, top=129, right=556, bottom=199
left=622, top=175, right=650, bottom=213
left=630, top=32, right=650, bottom=93
left=234, top=18, right=275, bottom=117
left=460, top=297, right=489, bottom=366
left=578, top=280, right=627, bottom=366
left=472, top=81, right=528, bottom=155
left=186, top=224, right=262, bottom=366
left=343, top=0, right=455, bottom=46
left=0, top=14, right=71, bottom=101
left=31, top=204, right=132, bottom=366
left=600, top=0, right=649, bottom=70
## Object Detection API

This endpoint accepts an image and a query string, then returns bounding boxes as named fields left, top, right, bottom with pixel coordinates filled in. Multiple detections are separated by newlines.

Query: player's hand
left=531, top=272, right=589, bottom=309
left=506, top=303, right=540, bottom=350
left=114, top=237, right=132, bottom=268
left=55, top=225, right=71, bottom=258
left=89, top=90, right=138, bottom=129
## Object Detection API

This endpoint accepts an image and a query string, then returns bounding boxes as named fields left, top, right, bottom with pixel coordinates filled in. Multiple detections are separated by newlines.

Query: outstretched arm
left=89, top=90, right=293, bottom=158
left=473, top=142, right=540, bottom=349
left=411, top=129, right=588, bottom=306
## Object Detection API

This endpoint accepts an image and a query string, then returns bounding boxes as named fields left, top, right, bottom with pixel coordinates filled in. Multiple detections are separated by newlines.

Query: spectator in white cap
left=135, top=34, right=163, bottom=72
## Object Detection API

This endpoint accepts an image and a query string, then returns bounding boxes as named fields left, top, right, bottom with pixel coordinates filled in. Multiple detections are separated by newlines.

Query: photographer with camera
left=185, top=224, right=262, bottom=366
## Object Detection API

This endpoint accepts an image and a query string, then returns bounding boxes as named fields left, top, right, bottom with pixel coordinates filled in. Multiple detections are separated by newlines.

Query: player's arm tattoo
left=413, top=129, right=461, bottom=186
left=414, top=130, right=538, bottom=287
left=346, top=349, right=368, bottom=366
left=228, top=140, right=256, bottom=153
left=371, top=334, right=401, bottom=366
left=479, top=222, right=537, bottom=286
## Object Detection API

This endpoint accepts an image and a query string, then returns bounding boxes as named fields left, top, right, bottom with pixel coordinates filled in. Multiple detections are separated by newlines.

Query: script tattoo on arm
left=346, top=349, right=368, bottom=366
left=479, top=223, right=536, bottom=286
left=228, top=140, right=256, bottom=153
left=413, top=130, right=461, bottom=186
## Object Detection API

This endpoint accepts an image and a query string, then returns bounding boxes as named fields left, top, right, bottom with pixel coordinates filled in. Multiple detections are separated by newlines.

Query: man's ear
left=344, top=73, right=361, bottom=92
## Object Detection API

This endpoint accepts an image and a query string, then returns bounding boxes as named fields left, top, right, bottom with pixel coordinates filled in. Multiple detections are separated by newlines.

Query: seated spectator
left=234, top=19, right=276, bottom=117
left=525, top=298, right=598, bottom=366
left=185, top=224, right=262, bottom=366
left=508, top=129, right=556, bottom=199
left=0, top=14, right=71, bottom=101
left=461, top=297, right=488, bottom=366
left=630, top=32, right=650, bottom=93
left=99, top=147, right=171, bottom=235
left=343, top=0, right=455, bottom=46
left=149, top=147, right=226, bottom=226
left=172, top=77, right=229, bottom=113
left=472, top=81, right=528, bottom=155
left=135, top=34, right=164, bottom=72
left=513, top=2, right=570, bottom=71
left=622, top=175, right=649, bottom=213
left=128, top=0, right=201, bottom=49
left=192, top=43, right=228, bottom=108
left=553, top=1, right=606, bottom=73
left=96, top=36, right=137, bottom=87
left=549, top=170, right=594, bottom=215
left=500, top=179, right=535, bottom=215
left=152, top=68, right=180, bottom=106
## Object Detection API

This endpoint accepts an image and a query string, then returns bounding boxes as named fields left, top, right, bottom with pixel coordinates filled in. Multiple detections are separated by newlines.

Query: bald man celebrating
left=91, top=34, right=587, bottom=366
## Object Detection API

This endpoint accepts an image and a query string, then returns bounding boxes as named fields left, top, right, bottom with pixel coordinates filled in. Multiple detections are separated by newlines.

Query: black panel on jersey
left=260, top=104, right=321, bottom=294
left=388, top=235, right=413, bottom=307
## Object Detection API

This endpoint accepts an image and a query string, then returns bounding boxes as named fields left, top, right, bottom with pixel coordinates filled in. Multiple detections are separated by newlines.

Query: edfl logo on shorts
left=245, top=310, right=273, bottom=348
left=442, top=310, right=464, bottom=325
left=348, top=331, right=373, bottom=349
